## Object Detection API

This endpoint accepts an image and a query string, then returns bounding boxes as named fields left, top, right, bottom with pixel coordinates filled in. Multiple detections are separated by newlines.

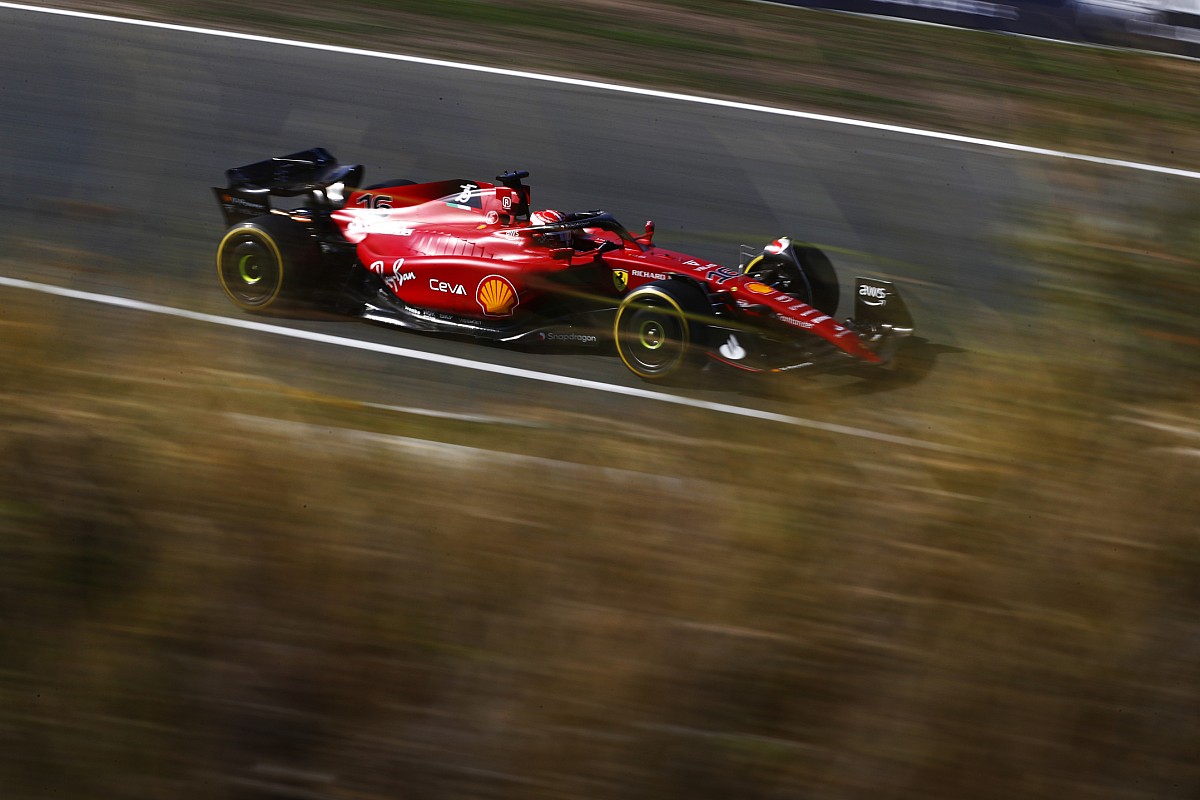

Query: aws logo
left=858, top=283, right=889, bottom=306
left=477, top=275, right=518, bottom=316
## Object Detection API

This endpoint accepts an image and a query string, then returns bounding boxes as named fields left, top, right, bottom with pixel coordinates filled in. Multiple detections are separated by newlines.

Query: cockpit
left=523, top=211, right=643, bottom=254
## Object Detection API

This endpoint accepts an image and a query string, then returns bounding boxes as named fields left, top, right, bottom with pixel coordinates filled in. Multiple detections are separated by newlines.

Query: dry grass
left=2, top=187, right=1199, bottom=798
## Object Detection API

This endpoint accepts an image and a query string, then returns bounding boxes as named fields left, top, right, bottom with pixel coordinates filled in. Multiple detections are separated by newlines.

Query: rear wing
left=212, top=147, right=364, bottom=226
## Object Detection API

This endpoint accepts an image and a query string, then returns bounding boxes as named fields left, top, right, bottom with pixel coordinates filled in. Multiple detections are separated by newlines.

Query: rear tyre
left=745, top=242, right=839, bottom=316
left=216, top=215, right=318, bottom=312
left=614, top=281, right=710, bottom=381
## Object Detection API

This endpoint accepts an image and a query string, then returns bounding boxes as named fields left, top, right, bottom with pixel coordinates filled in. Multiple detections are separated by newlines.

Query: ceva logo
left=430, top=279, right=467, bottom=295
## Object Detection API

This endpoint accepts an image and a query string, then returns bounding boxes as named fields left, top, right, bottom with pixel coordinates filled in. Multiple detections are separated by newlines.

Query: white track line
left=0, top=275, right=965, bottom=454
left=3, top=2, right=1199, bottom=181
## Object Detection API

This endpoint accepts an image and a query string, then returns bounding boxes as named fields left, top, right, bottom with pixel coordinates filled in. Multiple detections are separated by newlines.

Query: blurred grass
left=2, top=178, right=1199, bottom=797
left=29, top=0, right=1200, bottom=170
left=4, top=1, right=1200, bottom=798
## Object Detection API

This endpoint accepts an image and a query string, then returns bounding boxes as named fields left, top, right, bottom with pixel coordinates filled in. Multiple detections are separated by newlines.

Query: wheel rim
left=618, top=299, right=686, bottom=376
left=639, top=319, right=666, bottom=350
left=237, top=253, right=263, bottom=285
left=219, top=233, right=282, bottom=307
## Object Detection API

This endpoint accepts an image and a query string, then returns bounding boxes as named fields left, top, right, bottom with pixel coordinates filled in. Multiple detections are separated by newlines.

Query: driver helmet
left=530, top=209, right=570, bottom=245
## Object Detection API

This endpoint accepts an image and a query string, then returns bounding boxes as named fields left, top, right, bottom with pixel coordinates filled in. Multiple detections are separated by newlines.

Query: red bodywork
left=331, top=178, right=880, bottom=365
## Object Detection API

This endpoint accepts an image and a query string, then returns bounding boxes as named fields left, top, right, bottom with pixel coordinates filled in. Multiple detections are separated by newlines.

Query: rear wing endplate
left=212, top=147, right=364, bottom=226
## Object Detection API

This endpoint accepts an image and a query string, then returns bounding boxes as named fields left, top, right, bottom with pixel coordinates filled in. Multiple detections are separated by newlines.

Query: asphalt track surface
left=1, top=4, right=1192, bottom=453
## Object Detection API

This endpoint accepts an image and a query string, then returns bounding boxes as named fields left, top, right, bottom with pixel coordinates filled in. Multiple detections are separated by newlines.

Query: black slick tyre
left=613, top=280, right=710, bottom=381
left=216, top=214, right=318, bottom=312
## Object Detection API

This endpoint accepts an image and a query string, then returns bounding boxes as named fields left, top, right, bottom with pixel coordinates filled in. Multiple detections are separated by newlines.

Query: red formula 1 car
left=213, top=148, right=912, bottom=381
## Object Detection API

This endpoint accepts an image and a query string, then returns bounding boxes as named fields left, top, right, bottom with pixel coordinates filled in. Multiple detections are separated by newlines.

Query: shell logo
left=477, top=275, right=519, bottom=316
left=744, top=281, right=775, bottom=294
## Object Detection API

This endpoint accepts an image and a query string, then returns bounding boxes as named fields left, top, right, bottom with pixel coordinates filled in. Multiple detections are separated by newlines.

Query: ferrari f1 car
left=212, top=148, right=913, bottom=381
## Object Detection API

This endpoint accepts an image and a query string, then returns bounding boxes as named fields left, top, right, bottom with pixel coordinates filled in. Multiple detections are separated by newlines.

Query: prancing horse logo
left=612, top=269, right=629, bottom=292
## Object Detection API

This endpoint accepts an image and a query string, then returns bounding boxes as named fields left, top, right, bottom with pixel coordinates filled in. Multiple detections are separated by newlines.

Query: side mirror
left=550, top=247, right=573, bottom=261
left=637, top=220, right=655, bottom=246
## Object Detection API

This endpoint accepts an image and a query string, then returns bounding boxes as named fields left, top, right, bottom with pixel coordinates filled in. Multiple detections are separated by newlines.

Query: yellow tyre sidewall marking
left=613, top=285, right=690, bottom=378
left=743, top=254, right=763, bottom=274
left=216, top=225, right=285, bottom=310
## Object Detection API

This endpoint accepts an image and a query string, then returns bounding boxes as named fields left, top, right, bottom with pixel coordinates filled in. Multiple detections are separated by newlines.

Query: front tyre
left=614, top=281, right=709, bottom=381
left=216, top=215, right=317, bottom=312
